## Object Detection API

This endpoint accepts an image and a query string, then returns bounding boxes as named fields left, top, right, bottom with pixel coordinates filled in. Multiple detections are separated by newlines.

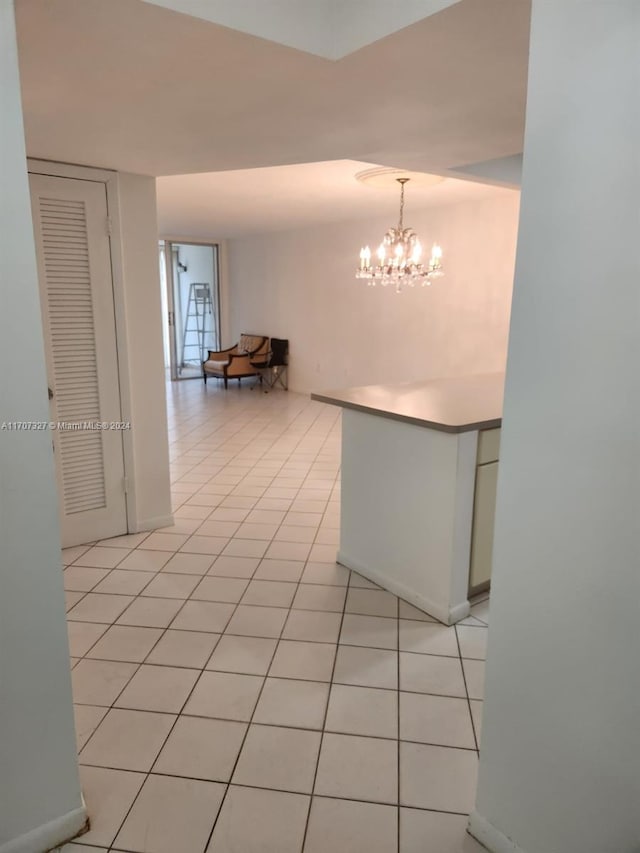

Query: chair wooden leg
left=224, top=376, right=228, bottom=389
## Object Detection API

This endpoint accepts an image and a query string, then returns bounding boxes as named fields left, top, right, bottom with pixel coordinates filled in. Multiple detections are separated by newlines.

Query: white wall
left=0, top=4, right=85, bottom=850
left=227, top=192, right=519, bottom=392
left=117, top=173, right=173, bottom=531
left=471, top=3, right=640, bottom=852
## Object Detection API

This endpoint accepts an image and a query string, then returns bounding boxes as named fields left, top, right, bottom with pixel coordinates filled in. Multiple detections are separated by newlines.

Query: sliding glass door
left=159, top=241, right=220, bottom=380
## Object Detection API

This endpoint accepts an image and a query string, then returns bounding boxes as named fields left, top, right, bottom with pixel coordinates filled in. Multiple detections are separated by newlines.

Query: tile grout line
left=175, top=403, right=335, bottom=564
left=199, top=393, right=341, bottom=853
left=90, top=515, right=272, bottom=849
left=454, top=624, right=480, bottom=754
left=75, top=395, right=331, bottom=848
left=299, top=511, right=352, bottom=852
left=397, top=591, right=401, bottom=852
left=73, top=674, right=478, bottom=706
left=66, top=388, right=482, bottom=850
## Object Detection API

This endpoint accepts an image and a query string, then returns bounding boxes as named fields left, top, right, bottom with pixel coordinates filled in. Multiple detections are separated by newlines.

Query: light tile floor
left=58, top=380, right=489, bottom=853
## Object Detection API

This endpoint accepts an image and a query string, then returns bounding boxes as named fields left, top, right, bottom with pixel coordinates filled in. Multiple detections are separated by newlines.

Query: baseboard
left=0, top=804, right=87, bottom=853
left=337, top=551, right=470, bottom=625
left=448, top=599, right=472, bottom=624
left=134, top=513, right=174, bottom=532
left=468, top=811, right=527, bottom=853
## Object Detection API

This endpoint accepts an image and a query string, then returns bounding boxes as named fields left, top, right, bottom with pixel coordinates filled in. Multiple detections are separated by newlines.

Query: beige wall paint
left=227, top=193, right=520, bottom=393
left=0, top=4, right=85, bottom=849
left=116, top=173, right=173, bottom=530
left=472, top=2, right=640, bottom=852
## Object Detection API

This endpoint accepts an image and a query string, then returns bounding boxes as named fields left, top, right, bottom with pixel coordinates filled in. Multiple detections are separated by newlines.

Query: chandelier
left=356, top=177, right=443, bottom=291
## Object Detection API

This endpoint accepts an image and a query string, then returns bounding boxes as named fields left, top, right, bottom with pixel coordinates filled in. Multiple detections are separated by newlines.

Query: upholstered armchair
left=202, top=334, right=269, bottom=388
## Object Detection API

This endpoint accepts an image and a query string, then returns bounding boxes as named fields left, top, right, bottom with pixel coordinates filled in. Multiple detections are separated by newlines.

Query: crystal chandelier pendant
left=356, top=178, right=443, bottom=292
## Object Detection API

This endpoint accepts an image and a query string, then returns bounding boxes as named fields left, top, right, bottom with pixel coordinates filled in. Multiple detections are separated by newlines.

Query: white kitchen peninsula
left=312, top=373, right=504, bottom=625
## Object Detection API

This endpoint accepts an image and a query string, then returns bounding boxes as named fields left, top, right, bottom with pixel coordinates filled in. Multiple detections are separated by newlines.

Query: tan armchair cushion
left=203, top=359, right=230, bottom=373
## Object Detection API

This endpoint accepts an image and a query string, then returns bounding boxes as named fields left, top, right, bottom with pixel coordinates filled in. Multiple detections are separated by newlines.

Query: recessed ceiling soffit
left=142, top=0, right=462, bottom=59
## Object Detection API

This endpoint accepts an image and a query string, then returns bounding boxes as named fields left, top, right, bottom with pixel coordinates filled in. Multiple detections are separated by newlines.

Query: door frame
left=163, top=242, right=180, bottom=381
left=27, top=158, right=139, bottom=534
left=160, top=235, right=230, bottom=354
left=159, top=239, right=223, bottom=380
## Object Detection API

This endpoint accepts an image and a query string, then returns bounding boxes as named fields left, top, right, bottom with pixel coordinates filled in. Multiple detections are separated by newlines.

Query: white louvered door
left=29, top=173, right=127, bottom=547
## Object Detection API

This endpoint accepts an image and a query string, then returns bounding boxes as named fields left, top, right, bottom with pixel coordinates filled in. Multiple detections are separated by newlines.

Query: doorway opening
left=159, top=240, right=221, bottom=380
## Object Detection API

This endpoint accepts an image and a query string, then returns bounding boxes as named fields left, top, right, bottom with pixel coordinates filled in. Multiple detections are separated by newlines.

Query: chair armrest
left=225, top=353, right=259, bottom=377
left=227, top=352, right=254, bottom=366
left=205, top=345, right=237, bottom=359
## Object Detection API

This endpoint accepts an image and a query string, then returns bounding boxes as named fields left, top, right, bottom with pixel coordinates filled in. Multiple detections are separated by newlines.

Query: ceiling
left=156, top=159, right=516, bottom=239
left=15, top=0, right=531, bottom=179
left=142, top=0, right=461, bottom=60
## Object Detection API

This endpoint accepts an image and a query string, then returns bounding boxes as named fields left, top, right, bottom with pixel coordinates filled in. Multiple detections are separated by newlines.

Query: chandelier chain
left=398, top=178, right=406, bottom=231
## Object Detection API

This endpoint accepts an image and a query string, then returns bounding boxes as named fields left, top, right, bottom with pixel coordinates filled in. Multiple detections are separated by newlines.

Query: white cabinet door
left=30, top=173, right=127, bottom=547
left=469, top=461, right=498, bottom=590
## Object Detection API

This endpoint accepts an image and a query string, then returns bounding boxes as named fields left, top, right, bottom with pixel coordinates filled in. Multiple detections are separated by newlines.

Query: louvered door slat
left=38, top=196, right=106, bottom=514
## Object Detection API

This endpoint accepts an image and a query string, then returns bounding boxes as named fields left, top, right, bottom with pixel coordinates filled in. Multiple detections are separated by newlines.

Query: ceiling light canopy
left=356, top=178, right=444, bottom=292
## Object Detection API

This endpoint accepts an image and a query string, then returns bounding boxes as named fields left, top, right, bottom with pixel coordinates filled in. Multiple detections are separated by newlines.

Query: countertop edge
left=310, top=392, right=502, bottom=433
